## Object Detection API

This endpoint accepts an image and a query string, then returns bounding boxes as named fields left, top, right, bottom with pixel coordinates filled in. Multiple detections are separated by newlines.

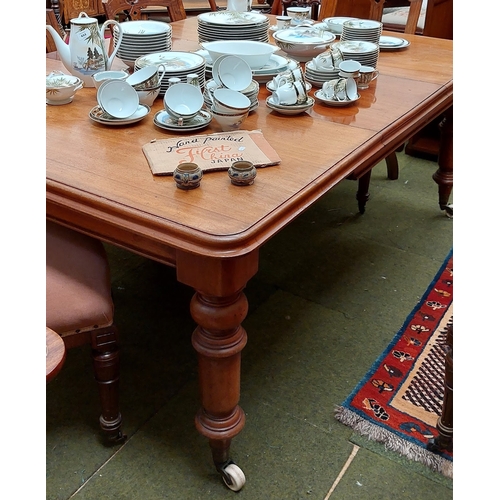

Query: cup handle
left=157, top=63, right=166, bottom=83
left=373, top=69, right=380, bottom=80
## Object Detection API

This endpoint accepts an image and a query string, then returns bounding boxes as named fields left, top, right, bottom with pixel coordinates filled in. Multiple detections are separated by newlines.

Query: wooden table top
left=46, top=15, right=452, bottom=262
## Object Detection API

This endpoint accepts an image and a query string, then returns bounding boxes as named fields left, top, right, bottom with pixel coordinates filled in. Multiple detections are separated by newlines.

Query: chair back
left=101, top=0, right=187, bottom=22
left=46, top=8, right=66, bottom=53
left=319, top=0, right=423, bottom=35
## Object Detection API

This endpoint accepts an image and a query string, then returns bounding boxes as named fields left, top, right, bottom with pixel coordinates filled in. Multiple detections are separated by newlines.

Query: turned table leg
left=356, top=169, right=372, bottom=214
left=176, top=250, right=259, bottom=491
left=432, top=106, right=453, bottom=217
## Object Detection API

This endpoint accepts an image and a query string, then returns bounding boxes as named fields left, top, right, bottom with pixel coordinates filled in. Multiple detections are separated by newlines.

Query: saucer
left=314, top=90, right=360, bottom=106
left=154, top=109, right=212, bottom=131
left=89, top=104, right=150, bottom=125
left=266, top=96, right=315, bottom=115
left=379, top=36, right=410, bottom=51
left=266, top=80, right=312, bottom=92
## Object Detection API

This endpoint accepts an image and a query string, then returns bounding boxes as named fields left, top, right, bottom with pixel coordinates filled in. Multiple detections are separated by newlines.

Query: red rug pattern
left=335, top=251, right=453, bottom=478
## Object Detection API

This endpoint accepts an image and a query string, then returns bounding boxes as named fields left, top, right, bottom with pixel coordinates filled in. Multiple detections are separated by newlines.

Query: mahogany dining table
left=46, top=14, right=453, bottom=490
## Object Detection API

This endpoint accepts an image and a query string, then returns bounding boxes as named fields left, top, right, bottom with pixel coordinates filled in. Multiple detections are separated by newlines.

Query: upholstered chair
left=46, top=221, right=124, bottom=442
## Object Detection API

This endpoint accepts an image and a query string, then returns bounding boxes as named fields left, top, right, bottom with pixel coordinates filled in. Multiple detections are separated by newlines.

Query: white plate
left=89, top=104, right=150, bottom=125
left=314, top=90, right=360, bottom=106
left=266, top=96, right=315, bottom=115
left=154, top=109, right=212, bottom=131
left=197, top=11, right=268, bottom=26
left=379, top=37, right=410, bottom=51
left=117, top=20, right=172, bottom=35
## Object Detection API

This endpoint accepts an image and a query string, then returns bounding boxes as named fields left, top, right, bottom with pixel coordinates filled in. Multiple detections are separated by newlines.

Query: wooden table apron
left=46, top=15, right=453, bottom=473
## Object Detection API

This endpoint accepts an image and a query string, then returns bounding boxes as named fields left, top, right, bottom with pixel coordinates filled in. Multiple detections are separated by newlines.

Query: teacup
left=214, top=55, right=252, bottom=92
left=211, top=107, right=249, bottom=132
left=97, top=80, right=139, bottom=118
left=276, top=15, right=292, bottom=30
left=322, top=77, right=357, bottom=101
left=338, top=59, right=361, bottom=78
left=126, top=64, right=166, bottom=90
left=358, top=66, right=379, bottom=90
left=136, top=85, right=161, bottom=106
left=271, top=80, right=307, bottom=106
left=212, top=88, right=251, bottom=114
left=287, top=6, right=310, bottom=25
left=272, top=67, right=304, bottom=88
left=164, top=82, right=203, bottom=125
left=311, top=53, right=335, bottom=71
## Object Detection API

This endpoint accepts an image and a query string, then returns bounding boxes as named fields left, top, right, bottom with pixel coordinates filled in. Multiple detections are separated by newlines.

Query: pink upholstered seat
left=46, top=221, right=124, bottom=442
left=46, top=222, right=114, bottom=335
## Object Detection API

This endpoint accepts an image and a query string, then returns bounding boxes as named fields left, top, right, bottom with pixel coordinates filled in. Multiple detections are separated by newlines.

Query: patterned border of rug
left=335, top=250, right=453, bottom=478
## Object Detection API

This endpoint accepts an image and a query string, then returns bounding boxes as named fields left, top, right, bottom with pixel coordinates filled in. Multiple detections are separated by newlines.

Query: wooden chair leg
left=91, top=325, right=126, bottom=442
left=385, top=151, right=399, bottom=180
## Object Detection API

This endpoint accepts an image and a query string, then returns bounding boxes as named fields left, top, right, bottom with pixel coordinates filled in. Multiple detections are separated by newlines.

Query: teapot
left=46, top=12, right=124, bottom=88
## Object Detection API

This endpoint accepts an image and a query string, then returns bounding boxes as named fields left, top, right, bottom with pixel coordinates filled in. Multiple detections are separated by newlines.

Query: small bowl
left=92, top=70, right=129, bottom=90
left=164, top=82, right=204, bottom=121
left=136, top=85, right=161, bottom=107
left=212, top=88, right=251, bottom=114
left=216, top=55, right=252, bottom=91
left=46, top=71, right=83, bottom=105
left=273, top=28, right=336, bottom=62
left=200, top=40, right=279, bottom=69
left=228, top=161, right=257, bottom=186
left=97, top=80, right=139, bottom=119
left=210, top=107, right=249, bottom=132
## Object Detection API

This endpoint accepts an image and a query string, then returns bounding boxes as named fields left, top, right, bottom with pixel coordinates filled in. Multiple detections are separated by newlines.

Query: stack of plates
left=340, top=18, right=383, bottom=45
left=134, top=51, right=206, bottom=96
left=203, top=79, right=260, bottom=112
left=332, top=40, right=380, bottom=68
left=322, top=17, right=357, bottom=35
left=304, top=60, right=340, bottom=88
left=197, top=50, right=295, bottom=84
left=114, top=20, right=172, bottom=69
left=197, top=10, right=270, bottom=43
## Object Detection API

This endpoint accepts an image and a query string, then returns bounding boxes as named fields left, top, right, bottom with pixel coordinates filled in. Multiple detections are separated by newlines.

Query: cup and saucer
left=89, top=104, right=150, bottom=125
left=153, top=109, right=212, bottom=132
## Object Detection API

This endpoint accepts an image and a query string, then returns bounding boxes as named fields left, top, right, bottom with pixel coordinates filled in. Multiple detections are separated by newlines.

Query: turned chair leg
left=427, top=323, right=453, bottom=452
left=91, top=325, right=125, bottom=443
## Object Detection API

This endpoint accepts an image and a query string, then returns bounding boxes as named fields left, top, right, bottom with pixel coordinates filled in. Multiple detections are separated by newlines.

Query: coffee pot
left=46, top=12, right=124, bottom=87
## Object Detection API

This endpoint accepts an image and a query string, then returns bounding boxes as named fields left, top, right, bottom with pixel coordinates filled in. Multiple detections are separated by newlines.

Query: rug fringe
left=334, top=406, right=453, bottom=479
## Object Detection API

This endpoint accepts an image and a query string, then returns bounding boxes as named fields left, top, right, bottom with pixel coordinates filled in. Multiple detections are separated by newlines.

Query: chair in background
left=46, top=221, right=124, bottom=443
left=102, top=0, right=218, bottom=22
left=318, top=0, right=423, bottom=185
left=271, top=0, right=322, bottom=20
left=46, top=8, right=66, bottom=53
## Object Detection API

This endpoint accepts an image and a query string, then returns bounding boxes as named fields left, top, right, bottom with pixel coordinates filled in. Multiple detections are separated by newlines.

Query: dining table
left=46, top=14, right=453, bottom=491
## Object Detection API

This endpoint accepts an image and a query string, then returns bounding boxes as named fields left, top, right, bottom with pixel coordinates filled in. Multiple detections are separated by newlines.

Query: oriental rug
left=335, top=250, right=453, bottom=478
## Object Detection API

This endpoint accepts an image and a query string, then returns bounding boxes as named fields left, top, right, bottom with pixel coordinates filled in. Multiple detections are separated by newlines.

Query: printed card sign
left=142, top=130, right=281, bottom=176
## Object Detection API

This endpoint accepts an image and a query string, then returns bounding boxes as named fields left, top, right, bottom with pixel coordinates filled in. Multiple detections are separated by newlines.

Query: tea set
left=46, top=12, right=382, bottom=124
